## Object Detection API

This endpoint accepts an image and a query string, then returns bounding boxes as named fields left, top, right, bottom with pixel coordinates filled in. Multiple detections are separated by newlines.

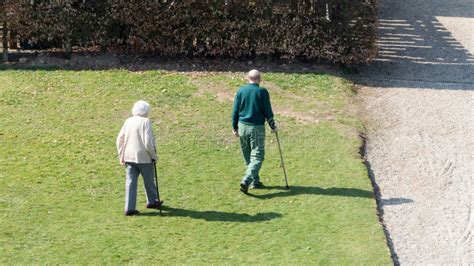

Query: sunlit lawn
left=0, top=69, right=390, bottom=264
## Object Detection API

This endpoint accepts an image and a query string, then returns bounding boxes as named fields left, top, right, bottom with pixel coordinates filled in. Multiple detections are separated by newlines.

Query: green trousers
left=238, top=122, right=265, bottom=185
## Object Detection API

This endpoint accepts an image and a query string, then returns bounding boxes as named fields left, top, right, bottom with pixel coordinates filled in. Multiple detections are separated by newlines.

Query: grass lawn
left=0, top=69, right=390, bottom=264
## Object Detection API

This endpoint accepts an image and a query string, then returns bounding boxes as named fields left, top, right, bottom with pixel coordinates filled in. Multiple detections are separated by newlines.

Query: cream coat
left=116, top=116, right=157, bottom=163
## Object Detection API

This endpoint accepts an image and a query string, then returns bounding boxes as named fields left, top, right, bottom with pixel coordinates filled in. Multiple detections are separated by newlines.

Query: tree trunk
left=64, top=38, right=72, bottom=59
left=9, top=30, right=17, bottom=49
left=64, top=0, right=73, bottom=59
left=2, top=20, right=8, bottom=62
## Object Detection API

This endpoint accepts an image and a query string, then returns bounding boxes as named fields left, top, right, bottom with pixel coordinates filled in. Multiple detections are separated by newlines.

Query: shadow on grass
left=246, top=185, right=376, bottom=200
left=139, top=206, right=282, bottom=222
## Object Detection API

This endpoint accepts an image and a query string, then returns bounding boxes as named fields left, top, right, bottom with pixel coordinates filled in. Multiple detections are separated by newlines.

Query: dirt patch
left=192, top=79, right=235, bottom=103
left=276, top=107, right=321, bottom=124
left=265, top=82, right=315, bottom=104
left=191, top=79, right=335, bottom=124
left=190, top=77, right=360, bottom=140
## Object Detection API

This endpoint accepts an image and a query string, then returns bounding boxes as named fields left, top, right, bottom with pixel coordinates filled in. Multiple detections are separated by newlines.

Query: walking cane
left=275, top=131, right=289, bottom=189
left=153, top=162, right=162, bottom=215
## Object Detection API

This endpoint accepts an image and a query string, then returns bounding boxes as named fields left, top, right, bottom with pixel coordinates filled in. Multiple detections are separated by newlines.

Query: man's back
left=232, top=83, right=274, bottom=130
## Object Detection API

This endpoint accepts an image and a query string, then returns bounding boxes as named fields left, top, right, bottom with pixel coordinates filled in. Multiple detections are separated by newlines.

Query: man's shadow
left=244, top=185, right=363, bottom=199
left=247, top=186, right=413, bottom=205
left=246, top=185, right=374, bottom=199
left=139, top=206, right=282, bottom=222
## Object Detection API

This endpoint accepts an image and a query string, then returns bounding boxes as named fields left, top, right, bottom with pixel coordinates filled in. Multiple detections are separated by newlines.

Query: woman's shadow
left=139, top=206, right=282, bottom=222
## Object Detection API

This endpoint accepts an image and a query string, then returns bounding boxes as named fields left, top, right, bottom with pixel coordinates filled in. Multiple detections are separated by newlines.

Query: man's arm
left=261, top=89, right=277, bottom=130
left=231, top=90, right=241, bottom=131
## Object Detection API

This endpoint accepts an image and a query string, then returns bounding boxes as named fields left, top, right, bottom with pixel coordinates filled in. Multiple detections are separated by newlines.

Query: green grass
left=0, top=69, right=390, bottom=264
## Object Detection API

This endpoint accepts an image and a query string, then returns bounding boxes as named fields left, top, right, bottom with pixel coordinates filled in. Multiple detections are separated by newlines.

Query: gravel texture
left=357, top=0, right=474, bottom=264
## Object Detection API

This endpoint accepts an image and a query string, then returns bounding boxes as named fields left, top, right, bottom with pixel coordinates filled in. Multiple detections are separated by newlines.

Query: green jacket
left=232, top=83, right=274, bottom=130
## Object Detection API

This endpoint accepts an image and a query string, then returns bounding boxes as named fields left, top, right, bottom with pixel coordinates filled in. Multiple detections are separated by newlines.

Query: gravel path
left=356, top=0, right=474, bottom=264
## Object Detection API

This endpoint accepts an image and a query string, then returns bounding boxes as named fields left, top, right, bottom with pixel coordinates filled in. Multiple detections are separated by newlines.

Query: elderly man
left=232, top=69, right=277, bottom=194
left=116, top=100, right=163, bottom=216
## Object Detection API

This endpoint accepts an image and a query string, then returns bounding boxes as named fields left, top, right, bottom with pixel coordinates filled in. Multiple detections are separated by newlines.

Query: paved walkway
left=357, top=0, right=474, bottom=264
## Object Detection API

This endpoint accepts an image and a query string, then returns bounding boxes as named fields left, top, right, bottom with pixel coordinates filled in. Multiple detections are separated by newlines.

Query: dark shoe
left=146, top=200, right=164, bottom=209
left=125, top=210, right=140, bottom=216
left=240, top=183, right=249, bottom=194
left=251, top=181, right=265, bottom=189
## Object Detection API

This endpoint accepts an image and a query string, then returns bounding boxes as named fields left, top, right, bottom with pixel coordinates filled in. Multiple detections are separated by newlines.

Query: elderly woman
left=116, top=100, right=163, bottom=216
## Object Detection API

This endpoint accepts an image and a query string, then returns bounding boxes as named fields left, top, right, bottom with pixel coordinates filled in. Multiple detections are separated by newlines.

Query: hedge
left=3, top=0, right=378, bottom=64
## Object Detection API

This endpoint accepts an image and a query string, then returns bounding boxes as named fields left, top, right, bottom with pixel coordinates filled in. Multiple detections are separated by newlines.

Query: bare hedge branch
left=6, top=0, right=378, bottom=64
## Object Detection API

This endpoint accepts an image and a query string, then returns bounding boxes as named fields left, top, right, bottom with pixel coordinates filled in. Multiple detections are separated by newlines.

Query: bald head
left=247, top=69, right=261, bottom=84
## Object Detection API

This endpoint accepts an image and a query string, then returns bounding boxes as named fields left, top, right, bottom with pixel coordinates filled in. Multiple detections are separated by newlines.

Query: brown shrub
left=4, top=0, right=378, bottom=64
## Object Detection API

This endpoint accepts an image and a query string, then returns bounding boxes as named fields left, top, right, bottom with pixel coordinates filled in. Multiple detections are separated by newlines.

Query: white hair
left=132, top=100, right=151, bottom=117
left=247, top=69, right=261, bottom=83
